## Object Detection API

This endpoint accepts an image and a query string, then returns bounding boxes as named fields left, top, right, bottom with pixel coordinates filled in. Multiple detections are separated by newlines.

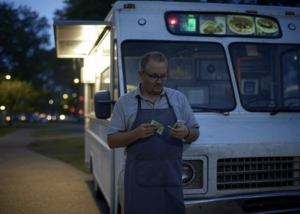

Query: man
left=107, top=51, right=199, bottom=214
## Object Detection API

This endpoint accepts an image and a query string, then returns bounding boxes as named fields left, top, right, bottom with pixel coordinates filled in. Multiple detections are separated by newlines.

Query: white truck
left=54, top=1, right=300, bottom=213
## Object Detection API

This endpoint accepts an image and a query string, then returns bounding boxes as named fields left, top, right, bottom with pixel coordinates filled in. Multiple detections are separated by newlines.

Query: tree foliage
left=54, top=0, right=115, bottom=21
left=0, top=2, right=54, bottom=124
left=0, top=2, right=50, bottom=86
left=0, top=79, right=39, bottom=125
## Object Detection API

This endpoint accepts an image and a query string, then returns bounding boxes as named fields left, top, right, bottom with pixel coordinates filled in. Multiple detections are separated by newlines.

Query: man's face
left=139, top=59, right=168, bottom=96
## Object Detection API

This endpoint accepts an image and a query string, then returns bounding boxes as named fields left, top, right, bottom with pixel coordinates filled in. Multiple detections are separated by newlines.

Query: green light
left=180, top=15, right=196, bottom=32
left=187, top=18, right=196, bottom=32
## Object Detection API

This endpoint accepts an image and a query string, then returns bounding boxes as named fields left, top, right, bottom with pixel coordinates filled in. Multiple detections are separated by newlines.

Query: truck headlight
left=182, top=161, right=197, bottom=187
left=182, top=156, right=207, bottom=194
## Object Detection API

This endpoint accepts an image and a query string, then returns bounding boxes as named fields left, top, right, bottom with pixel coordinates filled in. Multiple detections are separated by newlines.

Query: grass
left=0, top=127, right=18, bottom=137
left=28, top=137, right=90, bottom=174
left=31, top=129, right=80, bottom=137
left=1, top=122, right=88, bottom=174
left=0, top=121, right=82, bottom=138
left=0, top=121, right=81, bottom=127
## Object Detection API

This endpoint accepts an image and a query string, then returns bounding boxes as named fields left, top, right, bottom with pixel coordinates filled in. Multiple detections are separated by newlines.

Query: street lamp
left=5, top=75, right=11, bottom=80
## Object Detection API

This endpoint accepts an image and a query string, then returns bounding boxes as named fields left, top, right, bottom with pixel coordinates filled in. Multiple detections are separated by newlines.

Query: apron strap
left=165, top=91, right=173, bottom=108
left=137, top=95, right=142, bottom=110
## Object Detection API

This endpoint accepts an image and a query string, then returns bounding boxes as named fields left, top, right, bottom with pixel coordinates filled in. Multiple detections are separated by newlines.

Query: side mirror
left=94, top=91, right=116, bottom=119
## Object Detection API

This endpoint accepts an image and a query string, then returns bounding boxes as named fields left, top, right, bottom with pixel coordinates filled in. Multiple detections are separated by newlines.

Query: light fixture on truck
left=54, top=20, right=111, bottom=58
left=167, top=15, right=197, bottom=33
left=182, top=157, right=207, bottom=194
left=168, top=17, right=178, bottom=25
left=124, top=4, right=135, bottom=9
left=182, top=161, right=197, bottom=187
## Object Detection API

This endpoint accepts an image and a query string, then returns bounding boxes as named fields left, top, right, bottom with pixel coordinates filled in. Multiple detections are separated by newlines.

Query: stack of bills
left=173, top=120, right=185, bottom=128
left=151, top=120, right=164, bottom=135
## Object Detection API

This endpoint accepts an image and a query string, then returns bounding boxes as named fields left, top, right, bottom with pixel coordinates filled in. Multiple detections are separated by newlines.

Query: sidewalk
left=0, top=128, right=109, bottom=214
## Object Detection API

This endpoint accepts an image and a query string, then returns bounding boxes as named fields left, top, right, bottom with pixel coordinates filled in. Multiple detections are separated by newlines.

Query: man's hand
left=169, top=125, right=189, bottom=139
left=134, top=123, right=158, bottom=139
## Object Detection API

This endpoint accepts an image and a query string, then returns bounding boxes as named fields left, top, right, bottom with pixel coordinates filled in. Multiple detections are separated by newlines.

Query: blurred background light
left=70, top=107, right=75, bottom=113
left=63, top=94, right=68, bottom=99
left=59, top=115, right=65, bottom=120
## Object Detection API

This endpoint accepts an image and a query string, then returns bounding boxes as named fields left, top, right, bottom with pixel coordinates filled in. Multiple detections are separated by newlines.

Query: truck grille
left=217, top=157, right=300, bottom=190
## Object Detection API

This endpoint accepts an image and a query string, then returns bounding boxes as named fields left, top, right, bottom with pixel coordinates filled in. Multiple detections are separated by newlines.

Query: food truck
left=54, top=1, right=300, bottom=213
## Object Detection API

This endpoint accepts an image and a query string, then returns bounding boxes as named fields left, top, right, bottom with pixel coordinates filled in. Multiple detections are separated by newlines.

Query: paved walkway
left=0, top=127, right=109, bottom=214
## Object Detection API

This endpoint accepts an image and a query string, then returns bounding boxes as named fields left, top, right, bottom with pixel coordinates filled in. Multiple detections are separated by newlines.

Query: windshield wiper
left=193, top=108, right=230, bottom=116
left=270, top=105, right=300, bottom=115
left=270, top=97, right=300, bottom=116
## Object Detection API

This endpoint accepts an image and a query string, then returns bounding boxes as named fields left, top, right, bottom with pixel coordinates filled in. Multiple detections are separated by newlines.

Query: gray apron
left=124, top=93, right=186, bottom=214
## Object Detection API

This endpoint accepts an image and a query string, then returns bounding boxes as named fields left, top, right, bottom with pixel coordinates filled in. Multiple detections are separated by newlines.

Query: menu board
left=200, top=15, right=279, bottom=36
left=167, top=13, right=280, bottom=37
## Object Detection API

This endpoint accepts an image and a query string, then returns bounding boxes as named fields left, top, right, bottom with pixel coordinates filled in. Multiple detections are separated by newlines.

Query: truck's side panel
left=88, top=119, right=112, bottom=207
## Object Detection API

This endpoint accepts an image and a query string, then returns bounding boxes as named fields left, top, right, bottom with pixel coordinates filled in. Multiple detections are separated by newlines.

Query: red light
left=70, top=107, right=75, bottom=113
left=78, top=109, right=83, bottom=115
left=79, top=96, right=84, bottom=101
left=168, top=17, right=178, bottom=25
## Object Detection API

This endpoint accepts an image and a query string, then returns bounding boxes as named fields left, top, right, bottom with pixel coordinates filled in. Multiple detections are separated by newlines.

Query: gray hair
left=139, top=51, right=168, bottom=71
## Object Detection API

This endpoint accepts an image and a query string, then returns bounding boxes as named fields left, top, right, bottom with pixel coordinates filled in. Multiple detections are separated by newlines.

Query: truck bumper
left=185, top=191, right=300, bottom=214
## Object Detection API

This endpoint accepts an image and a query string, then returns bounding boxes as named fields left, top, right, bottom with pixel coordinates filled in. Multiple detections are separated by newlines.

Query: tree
left=54, top=0, right=115, bottom=21
left=0, top=3, right=70, bottom=122
left=0, top=79, right=39, bottom=126
left=0, top=2, right=50, bottom=87
left=257, top=0, right=300, bottom=6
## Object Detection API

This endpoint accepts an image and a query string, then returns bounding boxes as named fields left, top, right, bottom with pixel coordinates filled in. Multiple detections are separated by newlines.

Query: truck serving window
left=122, top=41, right=235, bottom=112
left=230, top=43, right=300, bottom=112
left=166, top=12, right=281, bottom=38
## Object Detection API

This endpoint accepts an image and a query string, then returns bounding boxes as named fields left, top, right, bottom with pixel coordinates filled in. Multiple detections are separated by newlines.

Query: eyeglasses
left=143, top=71, right=168, bottom=81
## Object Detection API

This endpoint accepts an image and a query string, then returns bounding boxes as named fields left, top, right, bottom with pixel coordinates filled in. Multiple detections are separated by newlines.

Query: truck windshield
left=230, top=43, right=300, bottom=112
left=122, top=41, right=235, bottom=112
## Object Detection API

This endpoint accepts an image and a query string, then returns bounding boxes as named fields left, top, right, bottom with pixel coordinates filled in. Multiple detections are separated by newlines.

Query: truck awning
left=54, top=20, right=112, bottom=58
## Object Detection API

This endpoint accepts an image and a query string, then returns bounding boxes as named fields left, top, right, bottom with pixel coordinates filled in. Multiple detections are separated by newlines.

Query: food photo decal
left=227, top=15, right=255, bottom=35
left=256, top=18, right=278, bottom=35
left=200, top=16, right=225, bottom=35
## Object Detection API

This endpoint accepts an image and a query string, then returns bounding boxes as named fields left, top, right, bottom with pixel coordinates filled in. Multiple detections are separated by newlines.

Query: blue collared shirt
left=107, top=83, right=199, bottom=135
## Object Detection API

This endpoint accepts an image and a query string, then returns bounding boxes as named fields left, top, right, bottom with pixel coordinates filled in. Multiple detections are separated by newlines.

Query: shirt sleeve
left=107, top=98, right=126, bottom=135
left=179, top=92, right=200, bottom=129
